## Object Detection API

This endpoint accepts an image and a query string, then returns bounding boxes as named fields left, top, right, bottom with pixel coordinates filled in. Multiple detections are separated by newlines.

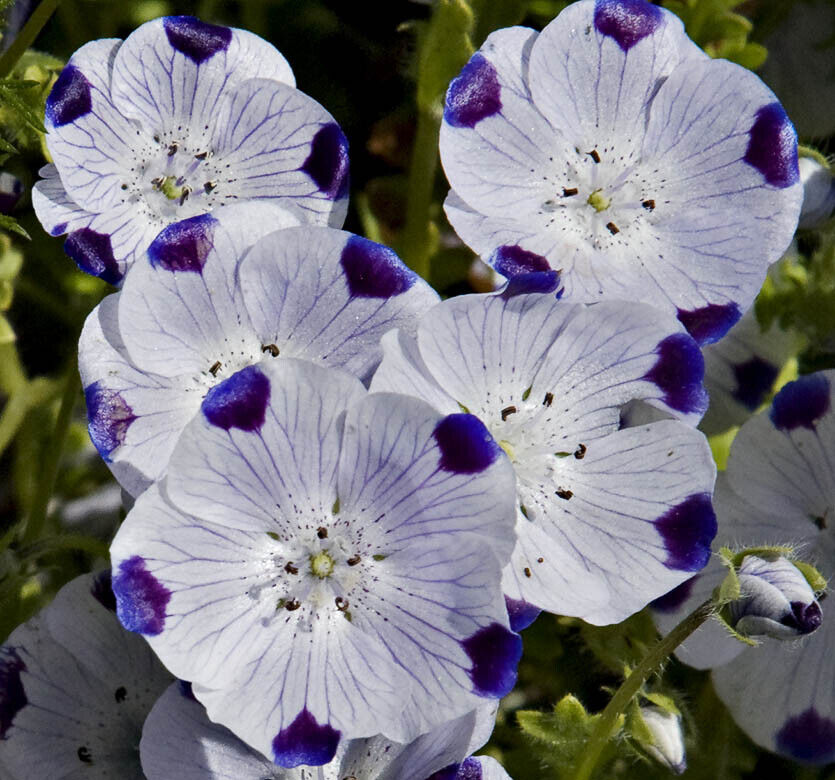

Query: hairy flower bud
left=639, top=706, right=686, bottom=775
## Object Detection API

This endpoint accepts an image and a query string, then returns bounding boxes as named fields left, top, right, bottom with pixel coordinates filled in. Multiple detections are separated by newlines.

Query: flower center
left=310, top=550, right=335, bottom=578
left=587, top=188, right=611, bottom=212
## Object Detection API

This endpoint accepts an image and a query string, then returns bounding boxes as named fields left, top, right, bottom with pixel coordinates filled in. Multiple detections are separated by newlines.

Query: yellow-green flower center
left=310, top=550, right=335, bottom=578
left=587, top=188, right=611, bottom=212
left=499, top=439, right=516, bottom=462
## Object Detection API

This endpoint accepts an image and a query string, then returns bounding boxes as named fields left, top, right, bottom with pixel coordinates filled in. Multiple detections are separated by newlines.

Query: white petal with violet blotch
left=110, top=359, right=519, bottom=767
left=439, top=0, right=802, bottom=346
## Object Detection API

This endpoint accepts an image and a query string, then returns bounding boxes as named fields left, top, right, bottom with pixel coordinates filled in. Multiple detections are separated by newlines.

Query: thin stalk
left=398, top=103, right=441, bottom=280
left=0, top=341, right=27, bottom=396
left=18, top=531, right=110, bottom=562
left=0, top=0, right=64, bottom=78
left=572, top=599, right=715, bottom=780
left=21, top=358, right=78, bottom=545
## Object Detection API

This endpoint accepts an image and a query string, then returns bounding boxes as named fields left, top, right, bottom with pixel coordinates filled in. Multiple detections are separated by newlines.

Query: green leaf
left=0, top=79, right=45, bottom=133
left=0, top=214, right=29, bottom=240
left=470, top=0, right=526, bottom=47
left=579, top=608, right=658, bottom=674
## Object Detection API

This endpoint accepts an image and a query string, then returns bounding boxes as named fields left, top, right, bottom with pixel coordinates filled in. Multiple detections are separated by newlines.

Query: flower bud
left=727, top=554, right=822, bottom=640
left=639, top=706, right=686, bottom=775
left=798, top=156, right=835, bottom=229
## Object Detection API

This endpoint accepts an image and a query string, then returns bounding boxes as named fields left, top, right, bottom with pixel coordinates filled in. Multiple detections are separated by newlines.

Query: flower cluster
left=2, top=0, right=820, bottom=775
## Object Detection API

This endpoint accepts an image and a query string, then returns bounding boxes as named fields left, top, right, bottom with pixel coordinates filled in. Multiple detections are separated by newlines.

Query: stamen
left=284, top=562, right=299, bottom=575
left=587, top=149, right=601, bottom=163
left=335, top=596, right=349, bottom=611
left=285, top=599, right=301, bottom=611
left=317, top=527, right=328, bottom=539
left=204, top=181, right=217, bottom=194
left=523, top=567, right=532, bottom=578
left=167, top=142, right=179, bottom=156
left=179, top=186, right=191, bottom=206
left=574, top=443, right=587, bottom=459
left=556, top=488, right=573, bottom=500
left=209, top=361, right=221, bottom=377
left=537, top=557, right=544, bottom=563
left=543, top=392, right=554, bottom=407
left=347, top=555, right=361, bottom=566
left=642, top=199, right=655, bottom=211
left=606, top=221, right=619, bottom=235
left=261, top=343, right=280, bottom=357
left=562, top=187, right=579, bottom=197
left=195, top=151, right=209, bottom=160
left=501, top=405, right=517, bottom=421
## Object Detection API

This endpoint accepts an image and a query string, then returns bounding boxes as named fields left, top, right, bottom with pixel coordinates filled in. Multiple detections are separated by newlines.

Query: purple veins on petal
left=202, top=364, right=271, bottom=432
left=743, top=103, right=800, bottom=189
left=434, top=414, right=501, bottom=474
left=775, top=708, right=835, bottom=765
left=499, top=270, right=563, bottom=300
left=162, top=16, right=232, bottom=63
left=676, top=302, right=742, bottom=347
left=650, top=576, right=696, bottom=613
left=271, top=708, right=341, bottom=768
left=643, top=333, right=708, bottom=416
left=462, top=622, right=521, bottom=698
left=340, top=235, right=415, bottom=298
left=593, top=0, right=664, bottom=52
left=64, top=227, right=123, bottom=285
left=444, top=53, right=502, bottom=129
left=45, top=64, right=92, bottom=127
left=112, top=556, right=171, bottom=636
left=91, top=569, right=117, bottom=612
left=147, top=213, right=217, bottom=273
left=0, top=647, right=27, bottom=738
left=770, top=373, right=831, bottom=431
left=85, top=382, right=136, bottom=461
left=656, top=493, right=716, bottom=572
left=505, top=595, right=541, bottom=632
left=491, top=244, right=551, bottom=278
left=301, top=123, right=350, bottom=200
left=732, top=356, right=778, bottom=410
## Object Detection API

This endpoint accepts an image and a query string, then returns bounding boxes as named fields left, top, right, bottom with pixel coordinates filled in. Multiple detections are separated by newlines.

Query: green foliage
left=662, top=0, right=767, bottom=68
left=579, top=609, right=659, bottom=675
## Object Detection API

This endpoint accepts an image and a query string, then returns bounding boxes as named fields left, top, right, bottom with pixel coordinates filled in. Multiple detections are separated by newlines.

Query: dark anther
left=209, top=361, right=222, bottom=377
left=77, top=746, right=93, bottom=764
left=195, top=151, right=209, bottom=160
left=114, top=686, right=127, bottom=703
left=153, top=134, right=160, bottom=143
left=204, top=181, right=217, bottom=194
left=317, top=527, right=328, bottom=539
left=167, top=142, right=179, bottom=156
left=347, top=555, right=361, bottom=566
left=642, top=199, right=655, bottom=211
left=284, top=562, right=299, bottom=575
left=261, top=343, right=280, bottom=357
left=285, top=599, right=301, bottom=611
left=523, top=567, right=532, bottom=578
left=556, top=488, right=573, bottom=500
left=562, top=187, right=579, bottom=197
left=335, top=597, right=349, bottom=611
left=537, top=557, right=544, bottom=563
left=120, top=184, right=128, bottom=190
left=501, top=405, right=517, bottom=421
left=151, top=177, right=164, bottom=190
left=813, top=514, right=828, bottom=530
left=179, top=186, right=191, bottom=206
left=574, top=443, right=587, bottom=459
left=587, top=149, right=600, bottom=163
left=543, top=392, right=554, bottom=407
left=606, top=221, right=619, bottom=235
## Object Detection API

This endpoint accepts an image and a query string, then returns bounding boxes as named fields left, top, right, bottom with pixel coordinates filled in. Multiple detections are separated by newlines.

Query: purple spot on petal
left=770, top=373, right=830, bottom=431
left=64, top=227, right=123, bottom=285
left=426, top=764, right=461, bottom=780
left=0, top=647, right=27, bottom=739
left=148, top=213, right=216, bottom=273
left=163, top=16, right=232, bottom=64
left=780, top=600, right=822, bottom=635
left=743, top=103, right=799, bottom=189
left=202, top=364, right=270, bottom=432
left=45, top=64, right=91, bottom=127
left=444, top=53, right=502, bottom=129
left=91, top=569, right=117, bottom=612
left=51, top=221, right=68, bottom=236
left=456, top=758, right=483, bottom=780
left=112, top=556, right=170, bottom=636
left=643, top=333, right=708, bottom=416
left=650, top=576, right=696, bottom=613
left=656, top=494, right=716, bottom=572
left=676, top=302, right=741, bottom=346
left=434, top=414, right=501, bottom=474
left=462, top=622, right=522, bottom=698
left=85, top=382, right=136, bottom=461
left=505, top=595, right=541, bottom=632
left=776, top=708, right=835, bottom=765
left=594, top=0, right=663, bottom=51
left=301, top=123, right=350, bottom=200
left=491, top=244, right=551, bottom=278
left=732, top=356, right=778, bottom=410
left=499, top=271, right=563, bottom=299
left=340, top=235, right=415, bottom=298
left=272, top=709, right=340, bottom=768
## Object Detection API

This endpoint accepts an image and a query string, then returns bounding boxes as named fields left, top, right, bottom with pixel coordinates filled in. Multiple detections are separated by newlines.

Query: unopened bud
left=726, top=554, right=822, bottom=640
left=798, top=156, right=835, bottom=229
left=639, top=706, right=686, bottom=775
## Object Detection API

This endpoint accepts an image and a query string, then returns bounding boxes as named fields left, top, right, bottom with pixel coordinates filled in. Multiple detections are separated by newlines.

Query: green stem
left=21, top=358, right=78, bottom=545
left=572, top=599, right=715, bottom=780
left=398, top=103, right=441, bottom=280
left=0, top=0, right=65, bottom=78
left=0, top=341, right=27, bottom=396
left=0, top=376, right=59, bottom=458
left=18, top=531, right=110, bottom=562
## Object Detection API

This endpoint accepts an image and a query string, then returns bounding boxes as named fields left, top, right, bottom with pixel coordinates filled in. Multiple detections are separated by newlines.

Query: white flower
left=78, top=202, right=438, bottom=497
left=33, top=15, right=349, bottom=284
left=439, top=0, right=803, bottom=346
left=370, top=279, right=717, bottom=625
left=0, top=572, right=173, bottom=779
left=654, top=371, right=835, bottom=765
left=798, top=156, right=835, bottom=230
left=110, top=358, right=520, bottom=767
